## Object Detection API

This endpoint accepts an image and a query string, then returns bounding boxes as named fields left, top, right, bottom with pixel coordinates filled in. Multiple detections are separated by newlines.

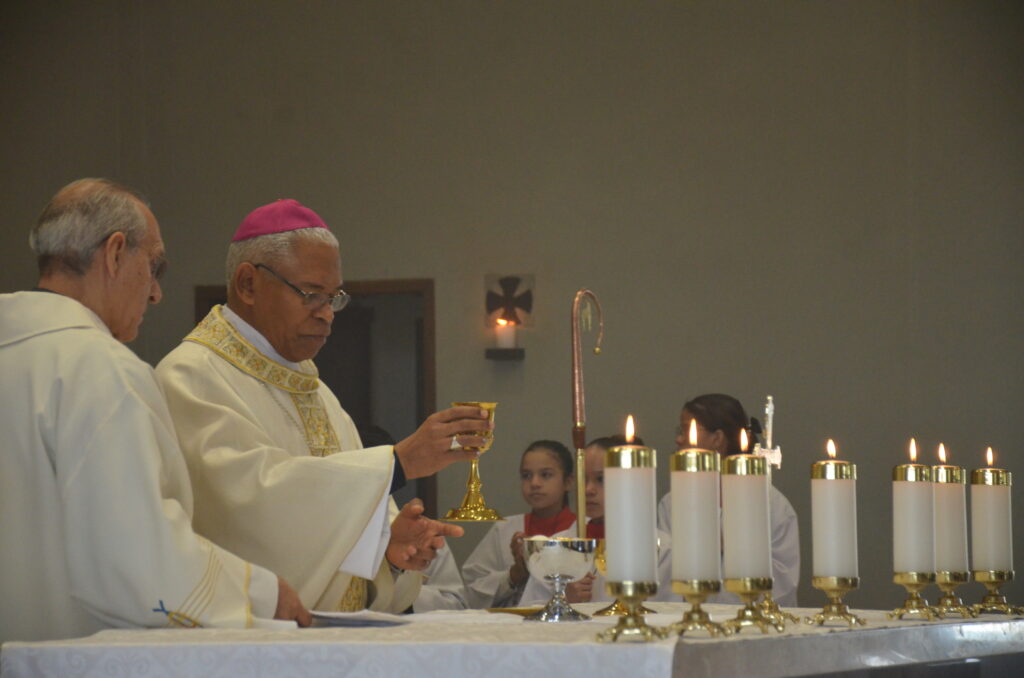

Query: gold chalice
left=592, top=539, right=655, bottom=616
left=445, top=401, right=501, bottom=521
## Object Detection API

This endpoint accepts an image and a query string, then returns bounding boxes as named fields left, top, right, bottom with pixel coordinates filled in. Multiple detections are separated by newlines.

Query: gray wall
left=2, top=1, right=1021, bottom=610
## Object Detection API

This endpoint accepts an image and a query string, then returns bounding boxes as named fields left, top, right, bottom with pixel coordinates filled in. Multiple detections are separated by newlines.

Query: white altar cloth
left=2, top=603, right=1021, bottom=678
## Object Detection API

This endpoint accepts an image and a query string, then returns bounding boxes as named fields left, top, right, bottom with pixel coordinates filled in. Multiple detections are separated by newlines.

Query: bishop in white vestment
left=155, top=199, right=483, bottom=612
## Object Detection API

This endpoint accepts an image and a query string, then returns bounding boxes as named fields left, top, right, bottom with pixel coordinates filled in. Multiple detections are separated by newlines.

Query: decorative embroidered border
left=184, top=306, right=319, bottom=394
left=185, top=305, right=341, bottom=457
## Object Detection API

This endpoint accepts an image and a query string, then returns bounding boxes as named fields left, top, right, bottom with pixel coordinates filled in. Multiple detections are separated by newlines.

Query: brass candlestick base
left=971, top=570, right=1023, bottom=615
left=668, top=580, right=729, bottom=637
left=444, top=458, right=502, bottom=521
left=888, top=572, right=940, bottom=620
left=935, top=571, right=977, bottom=618
left=596, top=581, right=667, bottom=642
left=805, top=576, right=866, bottom=627
left=723, top=578, right=783, bottom=634
left=445, top=402, right=500, bottom=521
left=759, top=591, right=799, bottom=627
left=592, top=540, right=654, bottom=616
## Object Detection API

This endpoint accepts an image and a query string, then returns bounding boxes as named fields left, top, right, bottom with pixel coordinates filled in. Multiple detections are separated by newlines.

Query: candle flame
left=987, top=447, right=994, bottom=467
left=909, top=438, right=917, bottom=462
left=938, top=443, right=947, bottom=464
left=625, top=415, right=635, bottom=444
left=827, top=439, right=837, bottom=459
left=688, top=418, right=698, bottom=447
left=740, top=428, right=749, bottom=452
left=496, top=318, right=509, bottom=327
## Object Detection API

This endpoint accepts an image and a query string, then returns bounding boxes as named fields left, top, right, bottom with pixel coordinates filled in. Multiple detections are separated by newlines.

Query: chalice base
left=524, top=590, right=590, bottom=622
left=596, top=584, right=667, bottom=643
left=444, top=460, right=503, bottom=522
left=760, top=592, right=799, bottom=627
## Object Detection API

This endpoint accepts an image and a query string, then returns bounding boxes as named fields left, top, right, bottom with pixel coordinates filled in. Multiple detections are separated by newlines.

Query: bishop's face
left=249, top=239, right=343, bottom=363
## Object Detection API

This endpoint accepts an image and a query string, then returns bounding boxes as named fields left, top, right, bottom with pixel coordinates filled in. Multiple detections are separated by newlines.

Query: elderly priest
left=155, top=199, right=488, bottom=612
left=0, top=179, right=310, bottom=644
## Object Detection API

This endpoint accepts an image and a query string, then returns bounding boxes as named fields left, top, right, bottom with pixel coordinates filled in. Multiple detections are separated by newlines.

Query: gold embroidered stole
left=185, top=306, right=368, bottom=608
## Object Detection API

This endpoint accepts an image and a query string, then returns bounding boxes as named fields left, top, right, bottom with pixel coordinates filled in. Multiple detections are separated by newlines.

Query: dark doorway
left=193, top=278, right=438, bottom=516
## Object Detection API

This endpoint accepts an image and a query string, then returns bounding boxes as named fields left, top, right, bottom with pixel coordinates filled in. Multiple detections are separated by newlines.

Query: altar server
left=0, top=179, right=309, bottom=643
left=156, top=199, right=487, bottom=612
left=519, top=436, right=674, bottom=606
left=412, top=544, right=469, bottom=612
left=656, top=393, right=800, bottom=606
left=462, top=440, right=577, bottom=608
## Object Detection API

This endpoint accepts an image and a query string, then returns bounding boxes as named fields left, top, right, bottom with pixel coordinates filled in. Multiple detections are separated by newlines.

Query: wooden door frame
left=193, top=278, right=438, bottom=516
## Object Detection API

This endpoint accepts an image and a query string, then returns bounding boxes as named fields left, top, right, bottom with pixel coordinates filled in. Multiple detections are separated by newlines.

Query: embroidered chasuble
left=156, top=306, right=421, bottom=612
left=0, top=292, right=279, bottom=643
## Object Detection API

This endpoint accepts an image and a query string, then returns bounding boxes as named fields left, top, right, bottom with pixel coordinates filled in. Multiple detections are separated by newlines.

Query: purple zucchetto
left=231, top=199, right=328, bottom=242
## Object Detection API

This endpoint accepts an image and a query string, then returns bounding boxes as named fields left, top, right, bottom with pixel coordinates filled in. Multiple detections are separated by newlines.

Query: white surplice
left=0, top=292, right=278, bottom=643
left=412, top=544, right=469, bottom=612
left=518, top=524, right=675, bottom=606
left=155, top=305, right=419, bottom=612
left=656, top=485, right=801, bottom=606
left=461, top=514, right=528, bottom=609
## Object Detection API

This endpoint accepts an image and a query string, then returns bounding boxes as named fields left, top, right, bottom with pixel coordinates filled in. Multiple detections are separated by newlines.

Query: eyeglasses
left=255, top=263, right=350, bottom=312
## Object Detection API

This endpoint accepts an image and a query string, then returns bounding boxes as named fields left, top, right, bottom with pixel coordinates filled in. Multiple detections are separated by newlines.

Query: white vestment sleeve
left=461, top=516, right=524, bottom=608
left=339, top=467, right=394, bottom=579
left=413, top=545, right=469, bottom=612
left=769, top=486, right=801, bottom=607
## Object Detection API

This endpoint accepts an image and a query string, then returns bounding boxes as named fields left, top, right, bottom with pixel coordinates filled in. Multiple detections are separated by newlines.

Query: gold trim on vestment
left=337, top=576, right=369, bottom=611
left=185, top=306, right=341, bottom=457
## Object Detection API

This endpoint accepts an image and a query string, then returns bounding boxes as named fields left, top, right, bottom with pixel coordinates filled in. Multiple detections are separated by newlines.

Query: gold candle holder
left=723, top=577, right=783, bottom=633
left=972, top=570, right=1023, bottom=615
left=805, top=576, right=866, bottom=627
left=934, top=571, right=976, bottom=618
left=596, top=581, right=667, bottom=642
left=888, top=572, right=940, bottom=620
left=760, top=592, right=799, bottom=627
left=669, top=579, right=729, bottom=637
left=445, top=402, right=502, bottom=521
left=592, top=540, right=655, bottom=616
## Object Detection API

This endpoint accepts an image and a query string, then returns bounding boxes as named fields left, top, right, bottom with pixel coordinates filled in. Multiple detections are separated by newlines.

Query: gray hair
left=225, top=227, right=339, bottom=288
left=30, top=178, right=149, bottom=275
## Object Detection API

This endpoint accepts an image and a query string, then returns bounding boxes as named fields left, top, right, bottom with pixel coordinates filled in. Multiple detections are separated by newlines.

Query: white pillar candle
left=722, top=455, right=772, bottom=579
left=933, top=460, right=968, bottom=574
left=671, top=449, right=721, bottom=582
left=892, top=459, right=934, bottom=574
left=604, top=453, right=658, bottom=583
left=811, top=440, right=858, bottom=578
left=495, top=319, right=516, bottom=348
left=970, top=453, right=1013, bottom=572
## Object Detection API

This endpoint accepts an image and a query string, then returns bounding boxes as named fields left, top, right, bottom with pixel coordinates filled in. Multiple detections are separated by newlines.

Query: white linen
left=657, top=484, right=801, bottom=606
left=155, top=306, right=417, bottom=611
left=0, top=292, right=278, bottom=643
left=461, top=514, right=527, bottom=608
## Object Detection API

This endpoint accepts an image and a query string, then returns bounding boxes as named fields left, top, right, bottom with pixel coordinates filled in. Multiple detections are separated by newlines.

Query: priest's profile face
left=248, top=238, right=343, bottom=362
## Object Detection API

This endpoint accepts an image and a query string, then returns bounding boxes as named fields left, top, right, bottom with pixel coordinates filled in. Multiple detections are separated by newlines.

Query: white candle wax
left=811, top=472, right=858, bottom=578
left=671, top=467, right=721, bottom=581
left=495, top=322, right=516, bottom=348
left=722, top=471, right=772, bottom=579
left=892, top=465, right=934, bottom=573
left=970, top=471, right=1013, bottom=572
left=933, top=467, right=968, bottom=573
left=605, top=466, right=657, bottom=582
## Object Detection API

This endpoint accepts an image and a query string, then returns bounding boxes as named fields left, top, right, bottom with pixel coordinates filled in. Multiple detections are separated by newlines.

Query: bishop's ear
left=232, top=262, right=258, bottom=306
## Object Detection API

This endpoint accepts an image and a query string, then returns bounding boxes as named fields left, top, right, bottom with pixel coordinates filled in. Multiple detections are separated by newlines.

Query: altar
left=3, top=603, right=1021, bottom=678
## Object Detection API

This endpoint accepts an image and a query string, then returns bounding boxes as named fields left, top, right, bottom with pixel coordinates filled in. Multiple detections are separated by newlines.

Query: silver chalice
left=523, top=536, right=597, bottom=622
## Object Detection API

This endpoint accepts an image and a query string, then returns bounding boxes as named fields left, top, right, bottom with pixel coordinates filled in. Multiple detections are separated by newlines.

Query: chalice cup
left=445, top=401, right=501, bottom=521
left=592, top=539, right=656, bottom=616
left=523, top=537, right=597, bottom=622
